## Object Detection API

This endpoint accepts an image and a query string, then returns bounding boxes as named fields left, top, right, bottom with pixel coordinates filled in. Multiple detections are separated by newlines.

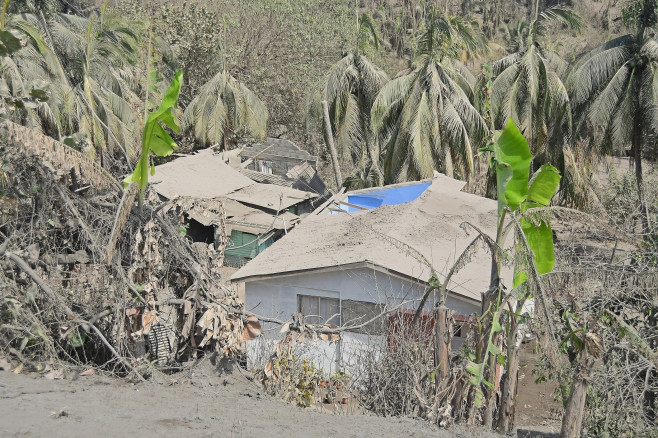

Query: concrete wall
left=242, top=266, right=479, bottom=375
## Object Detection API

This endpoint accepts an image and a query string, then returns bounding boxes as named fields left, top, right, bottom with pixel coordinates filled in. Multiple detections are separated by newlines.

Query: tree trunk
left=433, top=305, right=452, bottom=381
left=443, top=143, right=454, bottom=178
left=633, top=125, right=650, bottom=239
left=368, top=140, right=384, bottom=186
left=560, top=362, right=592, bottom=438
left=497, top=327, right=521, bottom=433
left=483, top=331, right=500, bottom=428
left=321, top=100, right=343, bottom=189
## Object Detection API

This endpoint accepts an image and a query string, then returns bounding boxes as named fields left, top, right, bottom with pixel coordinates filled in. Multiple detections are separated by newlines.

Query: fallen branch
left=5, top=252, right=75, bottom=318
left=52, top=183, right=103, bottom=259
left=0, top=238, right=8, bottom=256
left=78, top=320, right=146, bottom=383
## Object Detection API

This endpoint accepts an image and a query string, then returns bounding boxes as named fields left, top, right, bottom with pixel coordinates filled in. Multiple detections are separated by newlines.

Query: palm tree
left=28, top=8, right=142, bottom=167
left=0, top=3, right=62, bottom=133
left=568, top=0, right=658, bottom=235
left=182, top=70, right=268, bottom=149
left=488, top=6, right=581, bottom=170
left=305, top=13, right=389, bottom=186
left=371, top=13, right=487, bottom=183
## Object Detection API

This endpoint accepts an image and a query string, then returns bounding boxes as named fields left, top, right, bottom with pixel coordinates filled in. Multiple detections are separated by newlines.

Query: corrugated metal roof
left=239, top=168, right=295, bottom=187
left=287, top=162, right=331, bottom=197
left=240, top=138, right=317, bottom=162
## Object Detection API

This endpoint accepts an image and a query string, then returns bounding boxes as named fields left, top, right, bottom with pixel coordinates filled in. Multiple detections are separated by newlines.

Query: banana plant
left=123, top=70, right=182, bottom=210
left=493, top=118, right=561, bottom=287
left=467, top=119, right=561, bottom=426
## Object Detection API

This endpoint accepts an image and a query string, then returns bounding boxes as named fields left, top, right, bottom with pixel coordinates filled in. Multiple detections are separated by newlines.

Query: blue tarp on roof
left=340, top=181, right=431, bottom=212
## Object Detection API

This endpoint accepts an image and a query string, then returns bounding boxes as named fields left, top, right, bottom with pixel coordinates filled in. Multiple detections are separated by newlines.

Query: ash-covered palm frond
left=415, top=12, right=488, bottom=63
left=488, top=5, right=580, bottom=176
left=533, top=6, right=582, bottom=38
left=32, top=9, right=142, bottom=163
left=371, top=12, right=487, bottom=184
left=0, top=5, right=144, bottom=170
left=567, top=23, right=658, bottom=160
left=182, top=70, right=268, bottom=148
left=358, top=12, right=380, bottom=53
left=373, top=59, right=486, bottom=183
left=0, top=12, right=65, bottom=135
left=567, top=0, right=658, bottom=229
left=306, top=39, right=389, bottom=185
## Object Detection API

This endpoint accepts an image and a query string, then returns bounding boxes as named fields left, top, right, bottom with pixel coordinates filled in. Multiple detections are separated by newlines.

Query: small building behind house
left=231, top=173, right=510, bottom=374
left=240, top=138, right=318, bottom=176
left=238, top=161, right=332, bottom=205
left=149, top=148, right=318, bottom=266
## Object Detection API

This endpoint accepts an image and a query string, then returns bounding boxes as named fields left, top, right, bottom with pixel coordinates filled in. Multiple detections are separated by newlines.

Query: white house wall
left=242, top=266, right=480, bottom=375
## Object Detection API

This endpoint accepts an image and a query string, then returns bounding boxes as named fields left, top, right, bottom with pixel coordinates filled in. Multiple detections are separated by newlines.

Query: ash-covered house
left=240, top=138, right=318, bottom=176
left=149, top=148, right=318, bottom=266
left=231, top=173, right=510, bottom=372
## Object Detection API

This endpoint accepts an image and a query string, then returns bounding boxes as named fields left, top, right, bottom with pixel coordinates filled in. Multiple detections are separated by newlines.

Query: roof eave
left=231, top=260, right=482, bottom=305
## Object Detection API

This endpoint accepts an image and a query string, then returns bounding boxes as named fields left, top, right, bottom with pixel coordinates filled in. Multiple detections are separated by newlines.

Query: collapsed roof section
left=221, top=198, right=299, bottom=235
left=150, top=148, right=317, bottom=211
left=150, top=148, right=317, bottom=240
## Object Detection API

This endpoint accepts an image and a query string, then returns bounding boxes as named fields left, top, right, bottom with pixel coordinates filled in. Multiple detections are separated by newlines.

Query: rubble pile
left=0, top=122, right=258, bottom=379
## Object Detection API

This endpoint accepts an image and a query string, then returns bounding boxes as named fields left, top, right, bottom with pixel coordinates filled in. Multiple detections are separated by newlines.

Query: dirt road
left=0, top=360, right=505, bottom=438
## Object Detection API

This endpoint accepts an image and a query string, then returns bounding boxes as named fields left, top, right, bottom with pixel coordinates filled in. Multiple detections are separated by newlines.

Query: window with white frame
left=298, top=294, right=340, bottom=325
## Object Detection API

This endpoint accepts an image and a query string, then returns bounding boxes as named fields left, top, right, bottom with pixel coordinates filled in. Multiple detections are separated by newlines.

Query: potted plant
left=330, top=371, right=349, bottom=390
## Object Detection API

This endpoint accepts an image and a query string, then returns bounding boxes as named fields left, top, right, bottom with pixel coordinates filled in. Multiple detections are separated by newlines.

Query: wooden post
left=321, top=100, right=343, bottom=189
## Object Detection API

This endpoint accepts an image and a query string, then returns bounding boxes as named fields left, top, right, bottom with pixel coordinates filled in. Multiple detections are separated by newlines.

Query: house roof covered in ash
left=232, top=173, right=509, bottom=302
left=180, top=196, right=300, bottom=235
left=150, top=148, right=317, bottom=210
left=240, top=138, right=317, bottom=162
left=227, top=183, right=318, bottom=212
left=238, top=168, right=295, bottom=187
left=150, top=149, right=254, bottom=199
left=220, top=198, right=299, bottom=234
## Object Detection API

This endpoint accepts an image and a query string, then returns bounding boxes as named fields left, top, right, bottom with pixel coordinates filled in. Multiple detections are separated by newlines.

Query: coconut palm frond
left=567, top=40, right=633, bottom=107
left=535, top=6, right=582, bottom=37
left=371, top=73, right=416, bottom=134
left=587, top=64, right=631, bottom=131
left=416, top=12, right=486, bottom=62
left=492, top=52, right=523, bottom=75
left=439, top=97, right=474, bottom=177
left=183, top=70, right=268, bottom=147
left=356, top=55, right=388, bottom=101
left=306, top=49, right=389, bottom=183
left=490, top=62, right=520, bottom=127
left=358, top=13, right=381, bottom=52
left=489, top=5, right=576, bottom=178
left=376, top=59, right=485, bottom=183
left=240, top=82, right=268, bottom=142
left=568, top=1, right=658, bottom=219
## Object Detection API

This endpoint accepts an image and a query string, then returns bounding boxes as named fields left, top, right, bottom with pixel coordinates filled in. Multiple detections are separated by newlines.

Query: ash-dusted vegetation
left=1, top=1, right=658, bottom=437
